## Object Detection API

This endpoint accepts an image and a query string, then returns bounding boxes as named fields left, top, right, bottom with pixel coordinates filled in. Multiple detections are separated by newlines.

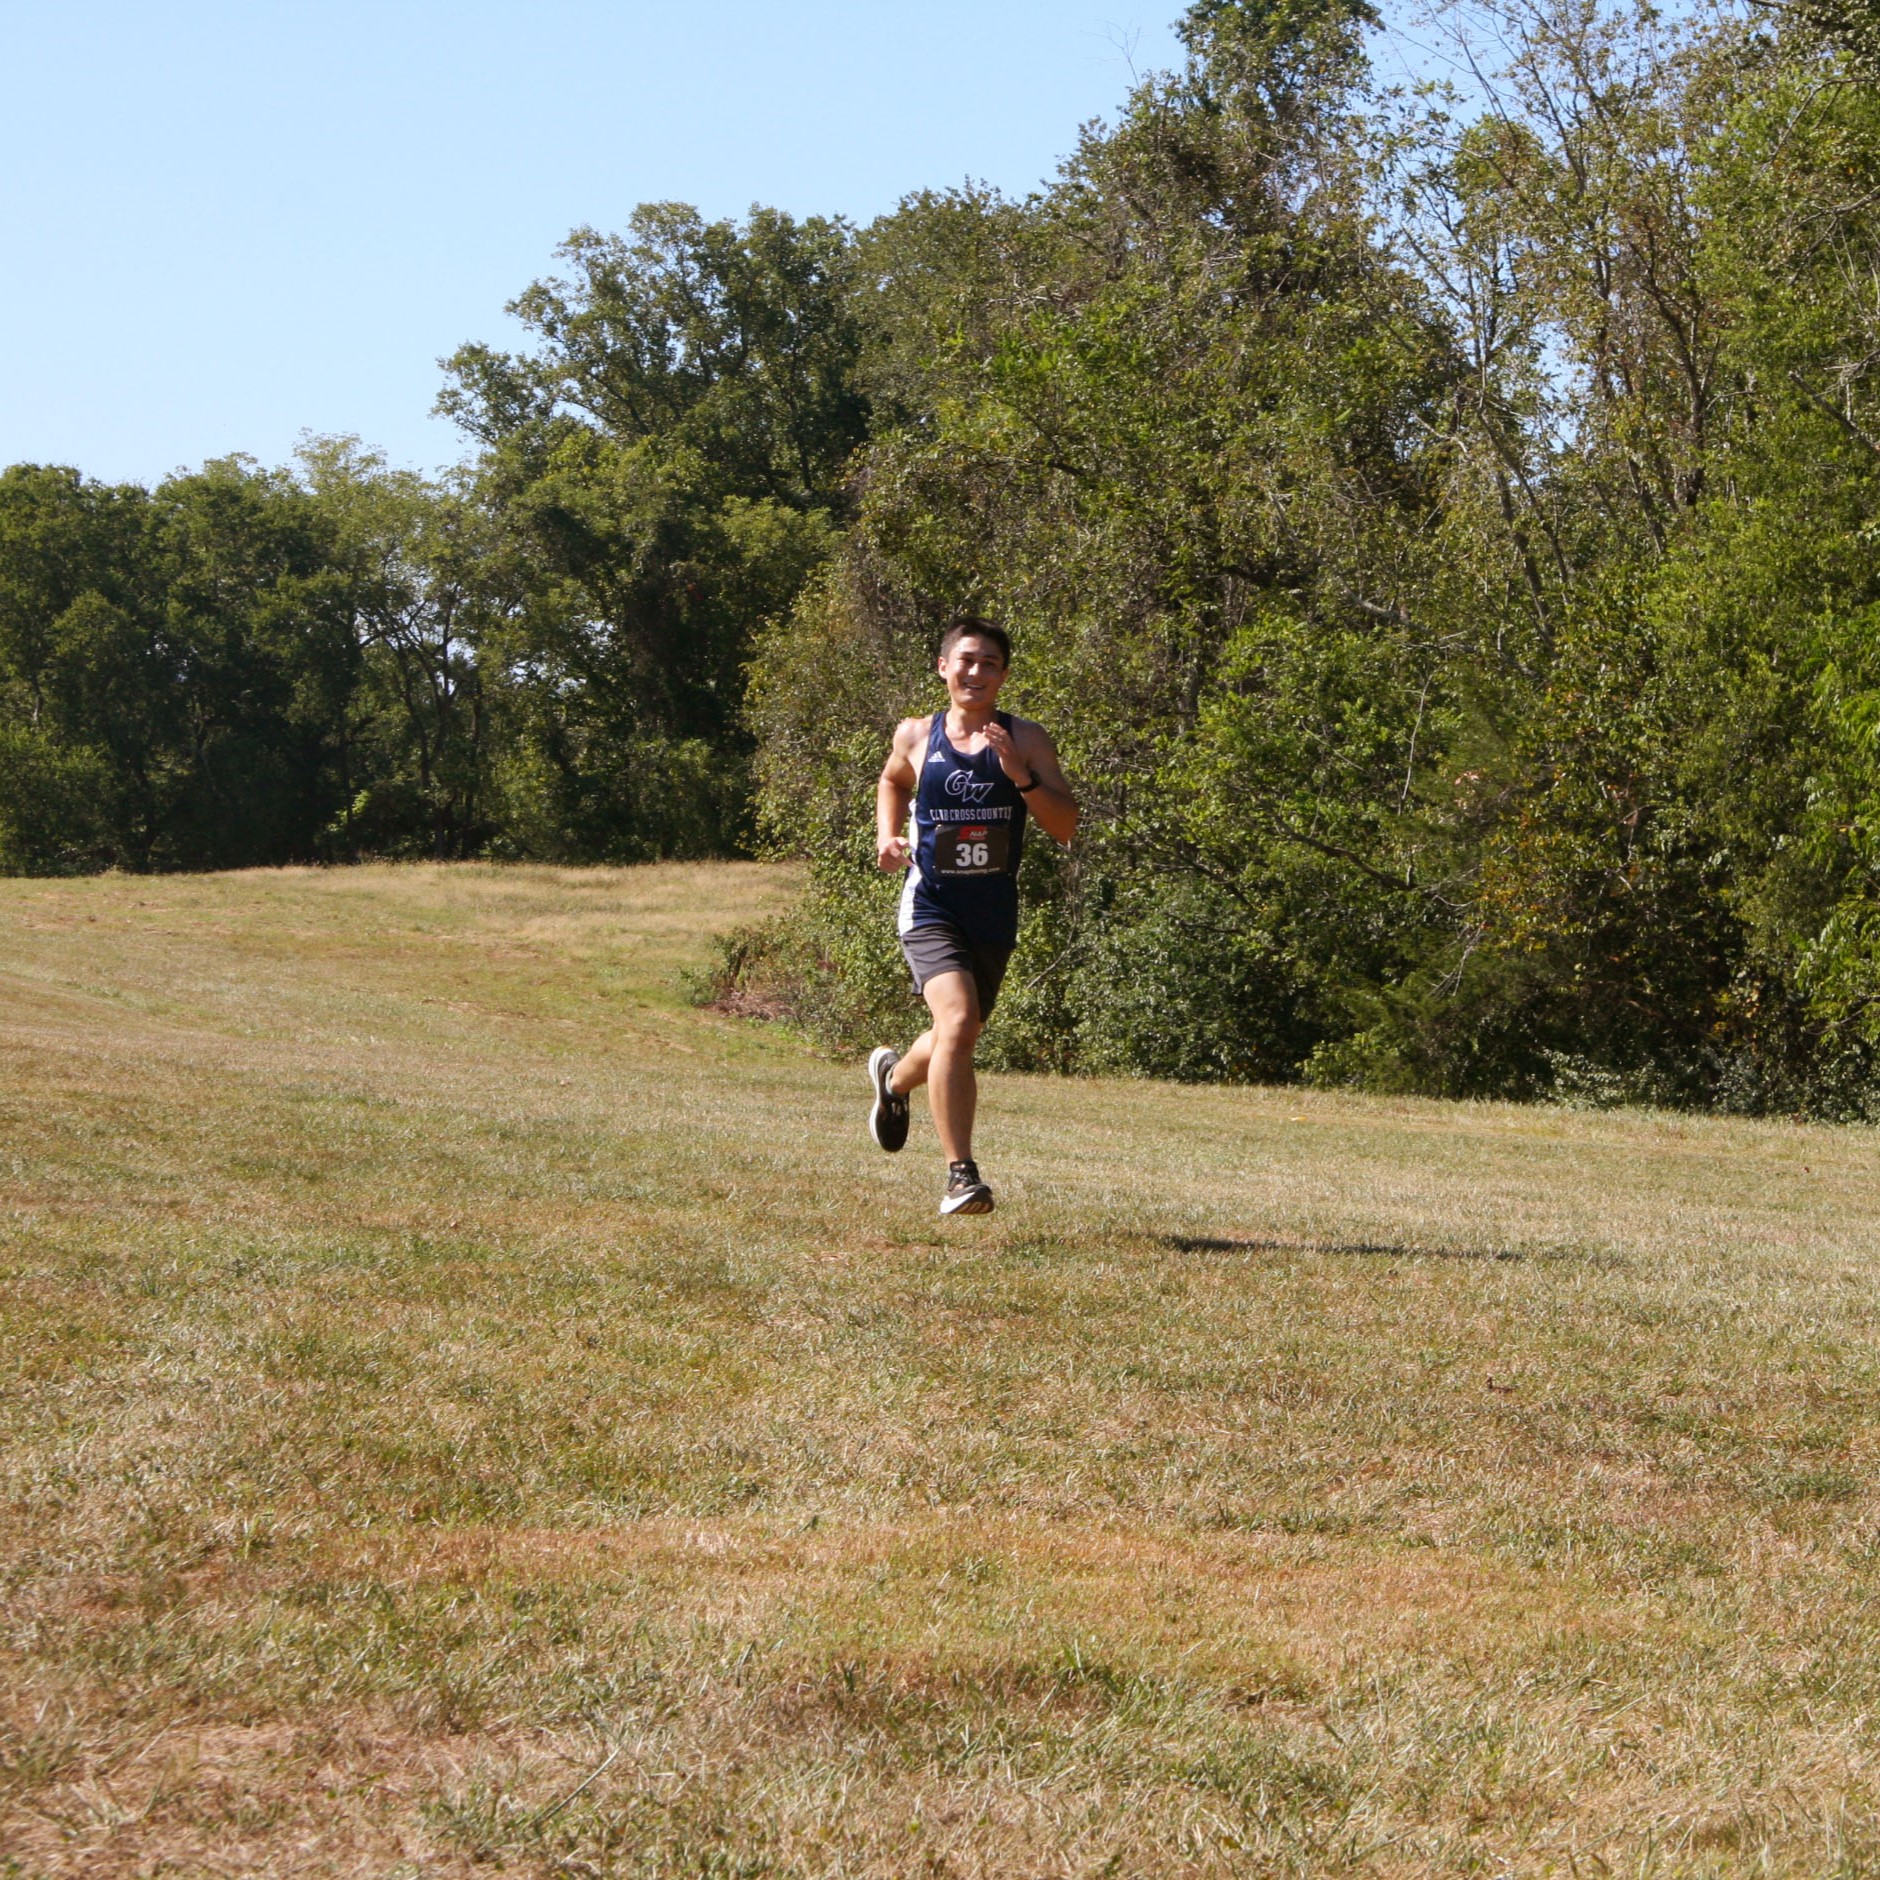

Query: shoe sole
left=940, top=1187, right=994, bottom=1216
left=867, top=1047, right=908, bottom=1153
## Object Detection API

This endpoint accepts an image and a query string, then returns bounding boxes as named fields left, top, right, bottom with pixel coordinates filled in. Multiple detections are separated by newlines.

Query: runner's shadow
left=1158, top=1234, right=1526, bottom=1263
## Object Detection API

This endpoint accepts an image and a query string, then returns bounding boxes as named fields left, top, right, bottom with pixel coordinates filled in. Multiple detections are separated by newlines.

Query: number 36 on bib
left=936, top=822, right=1008, bottom=875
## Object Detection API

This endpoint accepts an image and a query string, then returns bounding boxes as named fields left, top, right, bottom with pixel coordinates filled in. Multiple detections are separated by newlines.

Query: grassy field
left=4, top=863, right=1880, bottom=1877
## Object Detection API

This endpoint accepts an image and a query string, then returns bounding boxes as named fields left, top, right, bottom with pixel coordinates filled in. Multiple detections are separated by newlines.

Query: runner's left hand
left=981, top=720, right=1031, bottom=784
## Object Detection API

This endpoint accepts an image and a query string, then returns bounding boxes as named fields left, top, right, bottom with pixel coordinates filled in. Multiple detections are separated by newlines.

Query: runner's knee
left=928, top=986, right=981, bottom=1044
left=942, top=1009, right=982, bottom=1047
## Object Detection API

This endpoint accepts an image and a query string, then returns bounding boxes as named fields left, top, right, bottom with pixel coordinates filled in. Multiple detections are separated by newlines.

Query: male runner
left=865, top=616, right=1078, bottom=1214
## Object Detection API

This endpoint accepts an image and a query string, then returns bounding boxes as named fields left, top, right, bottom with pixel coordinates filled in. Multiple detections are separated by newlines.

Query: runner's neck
left=945, top=704, right=997, bottom=741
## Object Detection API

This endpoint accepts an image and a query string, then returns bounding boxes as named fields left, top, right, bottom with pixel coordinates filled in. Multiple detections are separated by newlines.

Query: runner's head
left=937, top=615, right=1011, bottom=711
left=939, top=616, right=1011, bottom=668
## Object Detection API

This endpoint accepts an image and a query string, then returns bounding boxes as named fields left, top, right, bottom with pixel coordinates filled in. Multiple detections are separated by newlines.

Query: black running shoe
left=940, top=1159, right=994, bottom=1216
left=867, top=1046, right=909, bottom=1152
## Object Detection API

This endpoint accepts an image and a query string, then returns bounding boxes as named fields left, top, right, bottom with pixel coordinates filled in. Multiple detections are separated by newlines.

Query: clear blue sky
left=1, top=2, right=1187, bottom=486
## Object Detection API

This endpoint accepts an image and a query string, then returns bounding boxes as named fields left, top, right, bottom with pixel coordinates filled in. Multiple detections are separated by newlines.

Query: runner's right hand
left=877, top=835, right=911, bottom=871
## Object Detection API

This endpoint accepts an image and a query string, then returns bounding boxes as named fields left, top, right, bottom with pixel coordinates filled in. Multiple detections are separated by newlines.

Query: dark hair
left=938, top=614, right=1011, bottom=667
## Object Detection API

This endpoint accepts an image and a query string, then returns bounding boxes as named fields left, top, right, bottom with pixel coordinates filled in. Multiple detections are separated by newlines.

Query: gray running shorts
left=901, top=922, right=1014, bottom=1019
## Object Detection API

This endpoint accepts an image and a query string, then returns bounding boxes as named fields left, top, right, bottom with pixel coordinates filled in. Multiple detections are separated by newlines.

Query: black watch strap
left=1017, top=774, right=1041, bottom=793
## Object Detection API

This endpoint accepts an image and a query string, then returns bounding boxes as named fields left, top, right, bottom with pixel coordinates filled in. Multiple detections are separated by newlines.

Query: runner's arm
left=1009, top=723, right=1079, bottom=845
left=876, top=718, right=923, bottom=870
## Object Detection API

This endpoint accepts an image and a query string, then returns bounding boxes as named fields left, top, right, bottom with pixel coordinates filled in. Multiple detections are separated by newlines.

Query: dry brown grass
left=4, top=861, right=1880, bottom=1876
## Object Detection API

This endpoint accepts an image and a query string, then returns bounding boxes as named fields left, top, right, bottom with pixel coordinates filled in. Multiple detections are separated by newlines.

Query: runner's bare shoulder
left=1005, top=714, right=1061, bottom=759
left=882, top=714, right=931, bottom=777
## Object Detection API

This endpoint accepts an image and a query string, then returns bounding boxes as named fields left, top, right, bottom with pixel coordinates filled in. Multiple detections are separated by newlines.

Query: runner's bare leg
left=893, top=971, right=980, bottom=1164
left=890, top=1030, right=934, bottom=1092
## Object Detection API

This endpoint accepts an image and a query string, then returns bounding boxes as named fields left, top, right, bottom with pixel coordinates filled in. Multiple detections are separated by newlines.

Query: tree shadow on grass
left=1158, top=1233, right=1529, bottom=1263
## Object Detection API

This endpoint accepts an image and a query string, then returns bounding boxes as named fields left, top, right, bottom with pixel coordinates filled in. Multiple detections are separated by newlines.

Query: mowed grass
left=4, top=865, right=1880, bottom=1878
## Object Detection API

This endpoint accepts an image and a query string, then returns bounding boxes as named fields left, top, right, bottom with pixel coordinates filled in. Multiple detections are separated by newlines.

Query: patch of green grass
left=4, top=861, right=1880, bottom=1874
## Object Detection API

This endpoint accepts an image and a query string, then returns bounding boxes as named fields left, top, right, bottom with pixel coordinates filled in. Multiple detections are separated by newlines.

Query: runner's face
left=939, top=637, right=1008, bottom=711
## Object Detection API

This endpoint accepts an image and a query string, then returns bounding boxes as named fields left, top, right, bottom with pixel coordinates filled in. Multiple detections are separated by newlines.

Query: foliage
left=15, top=0, right=1880, bottom=1112
left=719, top=0, right=1880, bottom=1116
left=743, top=0, right=1463, bottom=1076
left=0, top=458, right=355, bottom=871
left=435, top=205, right=864, bottom=859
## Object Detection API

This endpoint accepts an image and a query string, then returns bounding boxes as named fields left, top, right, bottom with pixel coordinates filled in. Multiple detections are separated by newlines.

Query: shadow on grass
left=1158, top=1233, right=1528, bottom=1263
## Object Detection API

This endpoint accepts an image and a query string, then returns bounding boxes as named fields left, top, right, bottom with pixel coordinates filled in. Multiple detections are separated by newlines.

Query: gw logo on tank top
left=943, top=768, right=996, bottom=806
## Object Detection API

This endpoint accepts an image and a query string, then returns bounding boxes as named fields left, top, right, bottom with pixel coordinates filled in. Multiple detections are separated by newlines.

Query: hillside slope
left=3, top=863, right=1878, bottom=1876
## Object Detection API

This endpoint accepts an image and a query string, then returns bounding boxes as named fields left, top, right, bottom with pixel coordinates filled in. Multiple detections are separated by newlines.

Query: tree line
left=8, top=0, right=1880, bottom=1114
left=0, top=203, right=861, bottom=873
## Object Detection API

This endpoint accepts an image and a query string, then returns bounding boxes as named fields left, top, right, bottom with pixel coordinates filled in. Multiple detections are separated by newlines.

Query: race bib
left=934, top=821, right=1009, bottom=876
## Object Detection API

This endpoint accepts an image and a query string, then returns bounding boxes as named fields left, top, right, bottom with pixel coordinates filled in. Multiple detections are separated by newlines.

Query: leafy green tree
left=143, top=458, right=358, bottom=867
left=1374, top=0, right=1880, bottom=1109
left=438, top=205, right=866, bottom=858
left=746, top=0, right=1461, bottom=1079
left=298, top=438, right=508, bottom=859
left=730, top=0, right=1880, bottom=1117
left=0, top=465, right=150, bottom=870
left=1770, top=0, right=1880, bottom=74
left=0, top=457, right=358, bottom=871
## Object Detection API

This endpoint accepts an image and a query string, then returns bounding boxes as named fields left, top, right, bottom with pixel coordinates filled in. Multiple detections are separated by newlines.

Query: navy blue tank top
left=899, top=710, right=1028, bottom=949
